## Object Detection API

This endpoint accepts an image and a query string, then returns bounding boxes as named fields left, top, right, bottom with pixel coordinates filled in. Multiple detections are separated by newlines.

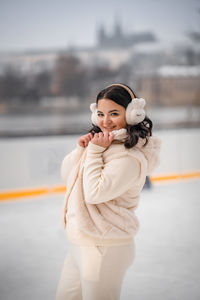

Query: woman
left=56, top=83, right=161, bottom=300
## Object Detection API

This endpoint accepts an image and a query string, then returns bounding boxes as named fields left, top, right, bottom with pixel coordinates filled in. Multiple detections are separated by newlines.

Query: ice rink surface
left=0, top=179, right=199, bottom=300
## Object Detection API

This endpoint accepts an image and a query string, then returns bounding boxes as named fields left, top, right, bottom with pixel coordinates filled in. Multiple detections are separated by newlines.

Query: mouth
left=103, top=126, right=116, bottom=130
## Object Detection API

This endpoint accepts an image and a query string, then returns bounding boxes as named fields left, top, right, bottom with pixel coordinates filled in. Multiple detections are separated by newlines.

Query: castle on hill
left=96, top=18, right=156, bottom=49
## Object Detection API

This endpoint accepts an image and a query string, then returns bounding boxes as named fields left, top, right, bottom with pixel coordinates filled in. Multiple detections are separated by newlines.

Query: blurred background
left=0, top=0, right=200, bottom=300
left=0, top=0, right=200, bottom=135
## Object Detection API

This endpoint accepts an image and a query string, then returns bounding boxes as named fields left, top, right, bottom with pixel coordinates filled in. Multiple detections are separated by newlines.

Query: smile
left=103, top=126, right=116, bottom=129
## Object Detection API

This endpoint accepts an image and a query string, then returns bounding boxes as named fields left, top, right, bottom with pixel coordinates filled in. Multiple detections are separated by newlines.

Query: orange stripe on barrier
left=151, top=171, right=200, bottom=182
left=0, top=185, right=66, bottom=201
left=0, top=171, right=199, bottom=201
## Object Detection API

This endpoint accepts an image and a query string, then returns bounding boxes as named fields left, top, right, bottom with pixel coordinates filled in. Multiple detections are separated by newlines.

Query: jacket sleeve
left=83, top=141, right=140, bottom=204
left=61, top=143, right=85, bottom=183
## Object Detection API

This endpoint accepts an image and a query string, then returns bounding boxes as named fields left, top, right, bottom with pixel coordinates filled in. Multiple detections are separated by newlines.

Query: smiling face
left=97, top=98, right=127, bottom=133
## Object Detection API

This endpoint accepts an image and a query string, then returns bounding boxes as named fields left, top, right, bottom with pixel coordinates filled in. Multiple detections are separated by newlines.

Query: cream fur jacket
left=61, top=128, right=161, bottom=246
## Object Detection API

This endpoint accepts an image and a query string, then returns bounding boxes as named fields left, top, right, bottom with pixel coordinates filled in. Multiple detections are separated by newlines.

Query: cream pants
left=55, top=241, right=135, bottom=300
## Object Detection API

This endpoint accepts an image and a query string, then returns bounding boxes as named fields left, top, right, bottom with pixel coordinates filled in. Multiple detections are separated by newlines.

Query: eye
left=97, top=113, right=103, bottom=117
left=111, top=113, right=119, bottom=116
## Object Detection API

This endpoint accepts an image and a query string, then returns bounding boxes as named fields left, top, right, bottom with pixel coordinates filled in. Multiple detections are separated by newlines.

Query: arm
left=61, top=143, right=85, bottom=183
left=61, top=132, right=94, bottom=182
left=83, top=141, right=140, bottom=204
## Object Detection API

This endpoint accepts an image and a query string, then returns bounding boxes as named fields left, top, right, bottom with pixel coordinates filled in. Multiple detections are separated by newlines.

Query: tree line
left=0, top=54, right=126, bottom=105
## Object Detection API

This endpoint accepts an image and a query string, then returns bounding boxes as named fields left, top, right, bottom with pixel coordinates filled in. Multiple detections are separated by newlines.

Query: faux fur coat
left=61, top=128, right=161, bottom=246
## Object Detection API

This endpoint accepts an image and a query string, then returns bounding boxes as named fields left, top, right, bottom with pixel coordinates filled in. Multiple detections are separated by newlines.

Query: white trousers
left=55, top=241, right=135, bottom=300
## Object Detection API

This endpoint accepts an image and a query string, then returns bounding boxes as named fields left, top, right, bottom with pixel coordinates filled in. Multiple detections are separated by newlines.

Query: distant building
left=97, top=18, right=156, bottom=49
left=136, top=65, right=200, bottom=106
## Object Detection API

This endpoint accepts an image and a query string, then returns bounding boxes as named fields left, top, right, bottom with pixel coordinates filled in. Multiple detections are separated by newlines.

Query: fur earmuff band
left=90, top=84, right=146, bottom=126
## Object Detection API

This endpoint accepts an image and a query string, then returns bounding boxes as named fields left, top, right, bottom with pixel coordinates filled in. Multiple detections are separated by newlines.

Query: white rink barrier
left=0, top=128, right=199, bottom=200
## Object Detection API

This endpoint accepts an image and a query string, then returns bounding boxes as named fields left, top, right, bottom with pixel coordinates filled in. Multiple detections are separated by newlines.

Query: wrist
left=88, top=141, right=107, bottom=152
left=77, top=142, right=85, bottom=149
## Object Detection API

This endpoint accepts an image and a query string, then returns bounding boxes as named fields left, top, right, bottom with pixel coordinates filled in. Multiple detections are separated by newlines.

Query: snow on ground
left=0, top=179, right=199, bottom=300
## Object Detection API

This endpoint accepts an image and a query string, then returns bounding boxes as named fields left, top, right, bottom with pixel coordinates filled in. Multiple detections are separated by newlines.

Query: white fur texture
left=90, top=103, right=98, bottom=126
left=125, top=98, right=146, bottom=125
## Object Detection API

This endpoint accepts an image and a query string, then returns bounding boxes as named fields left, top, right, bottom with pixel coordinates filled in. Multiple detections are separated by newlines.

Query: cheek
left=97, top=117, right=103, bottom=124
left=123, top=116, right=127, bottom=124
left=118, top=116, right=126, bottom=125
left=97, top=118, right=104, bottom=128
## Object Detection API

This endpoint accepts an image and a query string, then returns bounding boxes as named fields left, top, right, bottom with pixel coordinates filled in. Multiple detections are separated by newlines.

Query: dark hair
left=88, top=83, right=153, bottom=148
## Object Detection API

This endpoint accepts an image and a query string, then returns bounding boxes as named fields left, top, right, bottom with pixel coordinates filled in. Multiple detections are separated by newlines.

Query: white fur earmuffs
left=125, top=97, right=146, bottom=125
left=90, top=102, right=99, bottom=127
left=90, top=97, right=146, bottom=126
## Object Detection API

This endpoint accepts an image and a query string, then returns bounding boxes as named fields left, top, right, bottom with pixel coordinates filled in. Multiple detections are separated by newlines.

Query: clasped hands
left=78, top=131, right=114, bottom=148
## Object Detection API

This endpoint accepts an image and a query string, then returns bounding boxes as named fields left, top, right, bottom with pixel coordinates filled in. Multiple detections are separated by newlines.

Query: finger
left=103, top=131, right=109, bottom=139
left=108, top=132, right=113, bottom=137
left=94, top=133, right=99, bottom=139
left=88, top=133, right=93, bottom=139
left=98, top=134, right=104, bottom=141
left=109, top=134, right=114, bottom=141
left=93, top=136, right=99, bottom=142
left=85, top=137, right=89, bottom=143
left=98, top=132, right=103, bottom=139
left=87, top=133, right=93, bottom=141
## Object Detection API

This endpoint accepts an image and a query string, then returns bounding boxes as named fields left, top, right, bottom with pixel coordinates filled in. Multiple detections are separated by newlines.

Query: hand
left=91, top=131, right=114, bottom=148
left=78, top=133, right=93, bottom=148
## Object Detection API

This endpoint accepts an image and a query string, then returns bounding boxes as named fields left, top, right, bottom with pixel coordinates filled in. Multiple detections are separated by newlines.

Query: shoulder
left=103, top=141, right=148, bottom=167
left=103, top=142, right=135, bottom=162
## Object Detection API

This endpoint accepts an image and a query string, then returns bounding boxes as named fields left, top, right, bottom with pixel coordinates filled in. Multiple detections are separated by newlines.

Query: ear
left=90, top=102, right=99, bottom=126
left=126, top=98, right=146, bottom=125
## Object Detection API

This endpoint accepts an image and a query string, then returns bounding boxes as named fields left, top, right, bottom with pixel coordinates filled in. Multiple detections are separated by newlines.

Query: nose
left=103, top=115, right=112, bottom=126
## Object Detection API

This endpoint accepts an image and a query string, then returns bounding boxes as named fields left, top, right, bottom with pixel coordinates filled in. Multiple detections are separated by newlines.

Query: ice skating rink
left=0, top=180, right=199, bottom=300
left=0, top=128, right=200, bottom=300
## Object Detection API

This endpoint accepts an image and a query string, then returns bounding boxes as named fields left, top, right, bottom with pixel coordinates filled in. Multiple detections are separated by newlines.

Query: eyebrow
left=97, top=109, right=120, bottom=113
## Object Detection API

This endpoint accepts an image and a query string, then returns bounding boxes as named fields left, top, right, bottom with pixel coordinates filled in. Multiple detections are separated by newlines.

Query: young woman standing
left=56, top=83, right=161, bottom=300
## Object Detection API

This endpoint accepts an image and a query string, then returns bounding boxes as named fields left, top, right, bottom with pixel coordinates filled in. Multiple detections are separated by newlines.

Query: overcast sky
left=0, top=0, right=199, bottom=52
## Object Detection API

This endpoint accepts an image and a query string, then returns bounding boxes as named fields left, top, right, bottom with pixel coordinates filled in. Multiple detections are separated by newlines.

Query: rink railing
left=0, top=171, right=200, bottom=201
